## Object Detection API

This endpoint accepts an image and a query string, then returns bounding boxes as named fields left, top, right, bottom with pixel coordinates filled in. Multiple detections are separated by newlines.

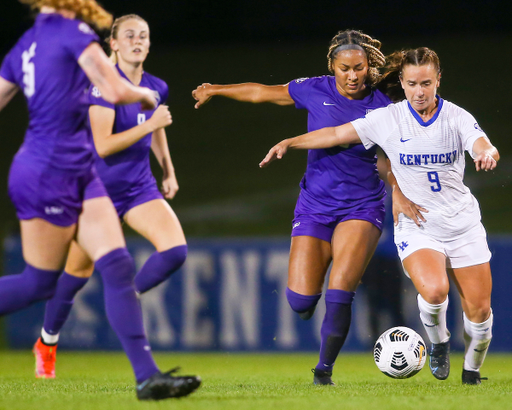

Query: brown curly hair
left=19, top=0, right=112, bottom=30
left=327, top=30, right=386, bottom=86
left=377, top=47, right=441, bottom=102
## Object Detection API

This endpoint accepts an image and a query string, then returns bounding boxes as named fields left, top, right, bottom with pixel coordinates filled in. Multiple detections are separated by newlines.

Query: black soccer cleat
left=462, top=369, right=488, bottom=385
left=429, top=341, right=450, bottom=380
left=136, top=367, right=201, bottom=400
left=312, top=368, right=335, bottom=385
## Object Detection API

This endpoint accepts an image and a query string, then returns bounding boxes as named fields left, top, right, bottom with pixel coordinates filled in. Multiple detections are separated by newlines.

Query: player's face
left=400, top=64, right=440, bottom=114
left=111, top=19, right=150, bottom=66
left=331, top=50, right=369, bottom=100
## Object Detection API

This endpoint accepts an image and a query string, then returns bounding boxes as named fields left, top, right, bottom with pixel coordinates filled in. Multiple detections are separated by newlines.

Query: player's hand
left=192, top=83, right=213, bottom=109
left=148, top=105, right=173, bottom=131
left=392, top=185, right=428, bottom=227
left=140, top=87, right=158, bottom=110
left=259, top=140, right=290, bottom=168
left=474, top=151, right=497, bottom=172
left=161, top=173, right=179, bottom=200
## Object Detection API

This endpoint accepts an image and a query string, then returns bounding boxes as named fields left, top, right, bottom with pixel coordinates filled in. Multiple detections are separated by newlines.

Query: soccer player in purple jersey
left=33, top=13, right=188, bottom=380
left=0, top=0, right=199, bottom=400
left=193, top=30, right=396, bottom=385
left=260, top=48, right=499, bottom=385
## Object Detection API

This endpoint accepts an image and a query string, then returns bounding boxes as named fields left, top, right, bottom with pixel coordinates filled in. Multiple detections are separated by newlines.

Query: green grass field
left=0, top=352, right=511, bottom=410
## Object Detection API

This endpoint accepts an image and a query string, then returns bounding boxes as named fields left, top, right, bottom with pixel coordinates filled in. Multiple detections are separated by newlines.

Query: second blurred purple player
left=34, top=14, right=188, bottom=378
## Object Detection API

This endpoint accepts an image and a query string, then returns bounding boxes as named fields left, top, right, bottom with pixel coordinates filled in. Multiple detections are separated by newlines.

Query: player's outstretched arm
left=0, top=77, right=18, bottom=113
left=472, top=136, right=499, bottom=172
left=78, top=43, right=156, bottom=109
left=192, top=83, right=294, bottom=109
left=259, top=123, right=361, bottom=168
left=386, top=159, right=428, bottom=227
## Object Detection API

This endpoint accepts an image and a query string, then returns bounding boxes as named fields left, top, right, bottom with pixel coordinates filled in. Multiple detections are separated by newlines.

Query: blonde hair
left=19, top=0, right=112, bottom=30
left=107, top=14, right=148, bottom=64
left=327, top=30, right=386, bottom=86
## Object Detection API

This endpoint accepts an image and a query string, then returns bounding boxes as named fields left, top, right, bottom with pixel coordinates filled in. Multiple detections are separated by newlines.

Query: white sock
left=41, top=328, right=59, bottom=345
left=463, top=310, right=493, bottom=372
left=417, top=294, right=450, bottom=344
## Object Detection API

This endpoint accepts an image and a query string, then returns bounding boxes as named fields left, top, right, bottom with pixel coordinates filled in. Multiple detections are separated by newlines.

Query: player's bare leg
left=124, top=199, right=187, bottom=293
left=449, top=263, right=492, bottom=384
left=313, top=220, right=380, bottom=385
left=404, top=249, right=451, bottom=380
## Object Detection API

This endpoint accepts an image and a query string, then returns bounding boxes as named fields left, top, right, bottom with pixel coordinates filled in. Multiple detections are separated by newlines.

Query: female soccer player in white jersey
left=33, top=13, right=188, bottom=381
left=260, top=47, right=499, bottom=385
left=0, top=0, right=199, bottom=400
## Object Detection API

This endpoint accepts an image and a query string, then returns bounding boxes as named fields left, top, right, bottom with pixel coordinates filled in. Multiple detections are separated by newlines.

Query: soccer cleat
left=429, top=341, right=450, bottom=380
left=137, top=367, right=201, bottom=400
left=33, top=337, right=57, bottom=379
left=462, top=369, right=488, bottom=385
left=312, top=368, right=335, bottom=385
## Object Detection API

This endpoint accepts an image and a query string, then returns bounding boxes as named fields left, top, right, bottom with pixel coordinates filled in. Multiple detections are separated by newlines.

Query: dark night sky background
left=0, top=1, right=511, bottom=237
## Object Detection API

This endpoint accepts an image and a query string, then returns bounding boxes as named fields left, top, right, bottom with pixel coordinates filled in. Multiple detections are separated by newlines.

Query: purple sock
left=42, top=272, right=89, bottom=336
left=134, top=245, right=187, bottom=294
left=95, top=248, right=159, bottom=383
left=0, top=264, right=61, bottom=315
left=286, top=287, right=321, bottom=320
left=316, top=289, right=356, bottom=372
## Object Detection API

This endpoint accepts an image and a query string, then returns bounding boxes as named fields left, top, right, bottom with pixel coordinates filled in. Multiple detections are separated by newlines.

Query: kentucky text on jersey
left=399, top=150, right=458, bottom=166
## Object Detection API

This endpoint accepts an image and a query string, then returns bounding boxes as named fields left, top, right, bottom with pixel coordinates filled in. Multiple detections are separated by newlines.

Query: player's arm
left=386, top=158, right=427, bottom=227
left=472, top=136, right=499, bottom=172
left=0, top=77, right=18, bottom=112
left=192, top=82, right=294, bottom=109
left=91, top=104, right=172, bottom=158
left=151, top=127, right=179, bottom=199
left=259, top=123, right=361, bottom=167
left=78, top=43, right=156, bottom=109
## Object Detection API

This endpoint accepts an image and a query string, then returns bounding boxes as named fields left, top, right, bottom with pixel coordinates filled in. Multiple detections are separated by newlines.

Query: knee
left=420, top=285, right=449, bottom=305
left=96, top=248, right=136, bottom=287
left=286, top=287, right=321, bottom=313
left=165, top=245, right=187, bottom=269
left=26, top=266, right=60, bottom=301
left=466, top=304, right=492, bottom=323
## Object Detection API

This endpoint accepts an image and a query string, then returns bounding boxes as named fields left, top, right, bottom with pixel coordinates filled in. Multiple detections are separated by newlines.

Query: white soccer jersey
left=352, top=98, right=486, bottom=241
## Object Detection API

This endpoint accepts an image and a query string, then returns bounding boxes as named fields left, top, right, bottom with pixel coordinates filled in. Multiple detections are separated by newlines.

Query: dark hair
left=327, top=30, right=386, bottom=86
left=377, top=47, right=441, bottom=102
left=107, top=14, right=148, bottom=63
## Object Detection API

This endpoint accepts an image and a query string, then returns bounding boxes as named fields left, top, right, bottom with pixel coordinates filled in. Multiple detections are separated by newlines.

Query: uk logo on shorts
left=397, top=241, right=409, bottom=252
left=45, top=206, right=64, bottom=215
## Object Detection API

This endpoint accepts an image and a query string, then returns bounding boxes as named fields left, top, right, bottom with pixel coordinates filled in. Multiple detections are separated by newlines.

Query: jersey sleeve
left=63, top=20, right=99, bottom=61
left=351, top=105, right=396, bottom=149
left=88, top=84, right=115, bottom=109
left=160, top=81, right=169, bottom=104
left=454, top=107, right=488, bottom=159
left=0, top=48, right=17, bottom=85
left=287, top=77, right=316, bottom=109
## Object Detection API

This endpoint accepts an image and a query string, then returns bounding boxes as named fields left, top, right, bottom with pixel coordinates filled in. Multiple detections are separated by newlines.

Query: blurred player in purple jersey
left=33, top=13, right=188, bottom=380
left=193, top=30, right=397, bottom=385
left=0, top=0, right=199, bottom=400
left=260, top=47, right=499, bottom=386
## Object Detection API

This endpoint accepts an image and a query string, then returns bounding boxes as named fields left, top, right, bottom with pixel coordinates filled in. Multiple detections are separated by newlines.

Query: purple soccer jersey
left=0, top=13, right=99, bottom=172
left=288, top=76, right=391, bottom=213
left=88, top=67, right=168, bottom=217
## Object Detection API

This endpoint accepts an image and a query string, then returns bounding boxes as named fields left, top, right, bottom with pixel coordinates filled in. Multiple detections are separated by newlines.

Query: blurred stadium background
left=0, top=0, right=511, bottom=353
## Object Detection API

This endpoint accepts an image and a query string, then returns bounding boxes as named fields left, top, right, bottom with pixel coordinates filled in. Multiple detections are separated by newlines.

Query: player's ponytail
left=19, top=0, right=113, bottom=30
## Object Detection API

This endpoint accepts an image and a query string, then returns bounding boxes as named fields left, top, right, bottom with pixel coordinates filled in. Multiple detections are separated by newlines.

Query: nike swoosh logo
left=323, top=102, right=336, bottom=106
left=474, top=348, right=487, bottom=352
left=424, top=323, right=436, bottom=327
left=400, top=137, right=412, bottom=142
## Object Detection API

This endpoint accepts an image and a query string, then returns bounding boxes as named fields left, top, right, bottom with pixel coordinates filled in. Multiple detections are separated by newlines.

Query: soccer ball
left=373, top=326, right=427, bottom=379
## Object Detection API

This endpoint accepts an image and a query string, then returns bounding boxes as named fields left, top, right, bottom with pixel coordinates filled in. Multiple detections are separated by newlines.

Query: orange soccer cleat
left=33, top=337, right=57, bottom=379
